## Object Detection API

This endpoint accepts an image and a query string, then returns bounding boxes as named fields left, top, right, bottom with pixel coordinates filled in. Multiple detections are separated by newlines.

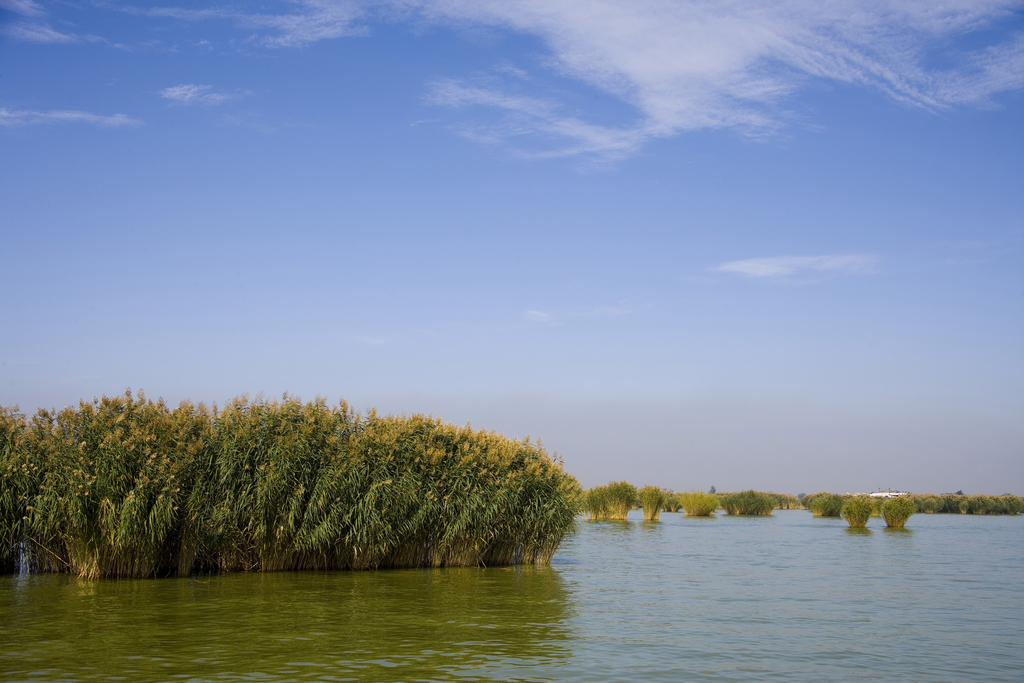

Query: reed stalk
left=637, top=485, right=666, bottom=521
left=808, top=492, right=844, bottom=517
left=840, top=496, right=872, bottom=528
left=719, top=490, right=774, bottom=516
left=881, top=496, right=916, bottom=528
left=771, top=493, right=801, bottom=510
left=677, top=490, right=719, bottom=516
left=661, top=491, right=681, bottom=513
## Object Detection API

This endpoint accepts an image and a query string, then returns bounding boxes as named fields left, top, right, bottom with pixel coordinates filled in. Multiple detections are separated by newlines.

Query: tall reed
left=677, top=490, right=719, bottom=516
left=1, top=392, right=582, bottom=578
left=0, top=407, right=32, bottom=574
left=840, top=496, right=873, bottom=528
left=808, top=492, right=844, bottom=517
left=719, top=490, right=774, bottom=516
left=637, top=485, right=666, bottom=521
left=583, top=481, right=636, bottom=521
left=881, top=496, right=916, bottom=528
left=661, top=491, right=681, bottom=512
left=771, top=493, right=801, bottom=510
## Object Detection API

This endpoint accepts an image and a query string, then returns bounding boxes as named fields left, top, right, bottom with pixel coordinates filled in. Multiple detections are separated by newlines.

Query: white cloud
left=426, top=79, right=645, bottom=159
left=242, top=0, right=366, bottom=47
left=0, top=108, right=143, bottom=127
left=0, top=0, right=44, bottom=16
left=116, top=1, right=365, bottom=47
left=715, top=254, right=877, bottom=278
left=160, top=84, right=232, bottom=106
left=523, top=310, right=556, bottom=323
left=98, top=1, right=1024, bottom=158
left=1, top=22, right=77, bottom=42
left=410, top=0, right=1024, bottom=157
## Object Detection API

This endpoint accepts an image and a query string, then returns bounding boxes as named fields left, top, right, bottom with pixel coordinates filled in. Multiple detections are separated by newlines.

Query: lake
left=2, top=510, right=1022, bottom=682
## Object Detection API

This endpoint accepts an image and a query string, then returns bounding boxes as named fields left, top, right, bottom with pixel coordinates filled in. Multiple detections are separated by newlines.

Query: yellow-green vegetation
left=0, top=406, right=29, bottom=575
left=661, top=491, right=682, bottom=512
left=771, top=493, right=800, bottom=510
left=637, top=485, right=666, bottom=521
left=807, top=492, right=845, bottom=517
left=840, top=496, right=873, bottom=528
left=881, top=496, right=916, bottom=528
left=583, top=481, right=637, bottom=521
left=0, top=392, right=582, bottom=578
left=677, top=490, right=719, bottom=516
left=719, top=490, right=775, bottom=516
left=908, top=493, right=1023, bottom=515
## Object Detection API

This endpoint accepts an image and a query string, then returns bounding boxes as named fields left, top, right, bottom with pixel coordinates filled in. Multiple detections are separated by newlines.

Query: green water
left=2, top=510, right=1022, bottom=682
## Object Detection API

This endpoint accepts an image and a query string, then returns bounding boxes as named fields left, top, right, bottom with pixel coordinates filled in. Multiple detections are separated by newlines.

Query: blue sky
left=2, top=0, right=1022, bottom=493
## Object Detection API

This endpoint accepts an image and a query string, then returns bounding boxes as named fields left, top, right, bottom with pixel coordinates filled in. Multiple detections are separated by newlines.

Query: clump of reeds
left=0, top=406, right=32, bottom=574
left=0, top=392, right=582, bottom=578
left=719, top=490, right=775, bottom=516
left=582, top=486, right=610, bottom=521
left=840, top=496, right=873, bottom=528
left=583, top=481, right=636, bottom=521
left=881, top=496, right=916, bottom=528
left=771, top=493, right=801, bottom=510
left=962, top=494, right=1024, bottom=515
left=912, top=494, right=941, bottom=513
left=637, top=485, right=666, bottom=521
left=661, top=491, right=681, bottom=513
left=808, top=492, right=845, bottom=517
left=677, top=490, right=719, bottom=516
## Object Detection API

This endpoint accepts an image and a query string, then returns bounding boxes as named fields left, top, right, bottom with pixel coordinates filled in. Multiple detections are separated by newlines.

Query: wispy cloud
left=715, top=254, right=877, bottom=278
left=0, top=108, right=142, bottom=127
left=523, top=310, right=556, bottom=324
left=113, top=1, right=366, bottom=47
left=1, top=21, right=77, bottom=42
left=160, top=84, right=233, bottom=106
left=427, top=79, right=645, bottom=159
left=413, top=0, right=1024, bottom=158
left=0, top=0, right=44, bottom=16
left=89, top=0, right=1024, bottom=159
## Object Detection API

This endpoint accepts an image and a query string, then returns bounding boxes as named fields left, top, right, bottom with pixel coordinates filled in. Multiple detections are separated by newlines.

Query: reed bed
left=661, top=491, right=682, bottom=513
left=677, top=490, right=719, bottom=516
left=881, top=496, right=916, bottom=528
left=583, top=481, right=636, bottom=521
left=719, top=490, right=775, bottom=516
left=840, top=496, right=873, bottom=528
left=0, top=392, right=582, bottom=578
left=806, top=492, right=845, bottom=517
left=771, top=493, right=801, bottom=510
left=637, top=485, right=666, bottom=521
left=903, top=493, right=1022, bottom=515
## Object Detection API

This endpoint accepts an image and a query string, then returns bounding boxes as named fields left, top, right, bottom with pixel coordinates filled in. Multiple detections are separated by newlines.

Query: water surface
left=2, top=510, right=1022, bottom=681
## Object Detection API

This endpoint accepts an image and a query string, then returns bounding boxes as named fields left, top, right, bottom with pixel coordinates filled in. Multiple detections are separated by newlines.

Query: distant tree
left=708, top=485, right=716, bottom=494
left=956, top=490, right=964, bottom=495
left=797, top=493, right=806, bottom=500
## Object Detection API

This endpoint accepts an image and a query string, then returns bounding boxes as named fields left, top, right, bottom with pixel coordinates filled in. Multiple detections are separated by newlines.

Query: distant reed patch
left=719, top=490, right=775, bottom=516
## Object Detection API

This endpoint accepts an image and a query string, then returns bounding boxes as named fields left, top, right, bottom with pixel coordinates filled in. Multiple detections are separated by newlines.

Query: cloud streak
left=715, top=254, right=877, bottom=278
left=160, top=84, right=233, bottom=106
left=87, top=1, right=1024, bottom=159
left=1, top=21, right=77, bottom=42
left=0, top=0, right=44, bottom=16
left=523, top=310, right=556, bottom=324
left=0, top=108, right=142, bottom=127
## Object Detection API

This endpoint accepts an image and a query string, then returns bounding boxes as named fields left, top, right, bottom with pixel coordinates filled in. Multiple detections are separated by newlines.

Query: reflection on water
left=2, top=510, right=1023, bottom=682
left=1, top=567, right=573, bottom=682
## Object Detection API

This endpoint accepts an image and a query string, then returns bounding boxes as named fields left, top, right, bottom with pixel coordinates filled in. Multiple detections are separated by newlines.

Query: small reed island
left=0, top=392, right=582, bottom=579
